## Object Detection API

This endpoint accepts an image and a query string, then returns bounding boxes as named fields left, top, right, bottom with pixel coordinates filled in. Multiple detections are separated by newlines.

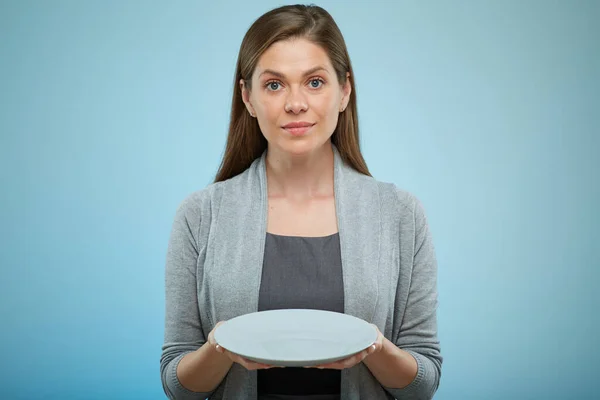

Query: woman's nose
left=284, top=87, right=308, bottom=114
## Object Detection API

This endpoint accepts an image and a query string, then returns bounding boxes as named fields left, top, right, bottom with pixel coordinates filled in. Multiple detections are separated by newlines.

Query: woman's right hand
left=208, top=321, right=281, bottom=370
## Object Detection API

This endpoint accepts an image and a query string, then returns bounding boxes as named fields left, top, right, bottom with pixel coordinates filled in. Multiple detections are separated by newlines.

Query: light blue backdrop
left=1, top=1, right=598, bottom=399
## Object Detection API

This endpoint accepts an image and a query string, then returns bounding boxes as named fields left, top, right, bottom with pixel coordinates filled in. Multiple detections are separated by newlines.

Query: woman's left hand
left=306, top=324, right=385, bottom=370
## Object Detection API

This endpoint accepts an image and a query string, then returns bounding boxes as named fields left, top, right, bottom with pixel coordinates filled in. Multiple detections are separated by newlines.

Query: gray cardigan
left=160, top=146, right=442, bottom=400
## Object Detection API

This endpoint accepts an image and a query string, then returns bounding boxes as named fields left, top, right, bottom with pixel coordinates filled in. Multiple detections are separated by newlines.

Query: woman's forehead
left=255, top=39, right=334, bottom=79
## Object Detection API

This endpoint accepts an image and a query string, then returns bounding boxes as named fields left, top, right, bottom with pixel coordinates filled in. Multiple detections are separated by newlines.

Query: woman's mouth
left=282, top=122, right=316, bottom=136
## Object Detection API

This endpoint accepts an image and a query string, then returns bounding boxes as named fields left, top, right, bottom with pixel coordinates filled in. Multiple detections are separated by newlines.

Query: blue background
left=1, top=0, right=598, bottom=399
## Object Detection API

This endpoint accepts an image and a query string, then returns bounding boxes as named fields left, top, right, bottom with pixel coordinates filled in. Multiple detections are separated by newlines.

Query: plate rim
left=213, top=308, right=378, bottom=365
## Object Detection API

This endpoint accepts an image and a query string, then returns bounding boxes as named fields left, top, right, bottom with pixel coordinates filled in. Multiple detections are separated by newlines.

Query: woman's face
left=241, top=38, right=351, bottom=157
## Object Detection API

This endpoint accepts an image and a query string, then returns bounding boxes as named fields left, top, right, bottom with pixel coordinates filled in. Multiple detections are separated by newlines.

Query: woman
left=160, top=4, right=442, bottom=400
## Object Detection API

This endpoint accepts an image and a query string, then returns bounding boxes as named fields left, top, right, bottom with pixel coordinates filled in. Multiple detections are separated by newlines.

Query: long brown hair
left=214, top=4, right=371, bottom=182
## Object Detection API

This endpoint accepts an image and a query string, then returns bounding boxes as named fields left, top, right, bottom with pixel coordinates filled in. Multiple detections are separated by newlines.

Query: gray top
left=257, top=233, right=344, bottom=400
left=258, top=233, right=344, bottom=312
left=160, top=145, right=442, bottom=400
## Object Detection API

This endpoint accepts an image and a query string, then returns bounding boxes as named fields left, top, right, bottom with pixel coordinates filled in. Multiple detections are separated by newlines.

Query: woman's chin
left=274, top=137, right=330, bottom=156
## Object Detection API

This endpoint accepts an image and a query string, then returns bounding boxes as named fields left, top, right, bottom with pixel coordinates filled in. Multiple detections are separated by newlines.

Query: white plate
left=213, top=309, right=378, bottom=367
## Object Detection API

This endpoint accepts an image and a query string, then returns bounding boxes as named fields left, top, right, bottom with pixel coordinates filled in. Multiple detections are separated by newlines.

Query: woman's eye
left=267, top=82, right=281, bottom=91
left=309, top=79, right=323, bottom=88
left=266, top=79, right=323, bottom=91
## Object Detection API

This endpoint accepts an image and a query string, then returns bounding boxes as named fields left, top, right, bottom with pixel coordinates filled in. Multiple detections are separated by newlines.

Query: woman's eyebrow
left=258, top=66, right=329, bottom=79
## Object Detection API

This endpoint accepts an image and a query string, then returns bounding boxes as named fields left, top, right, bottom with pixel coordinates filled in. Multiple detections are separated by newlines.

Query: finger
left=370, top=324, right=385, bottom=346
left=223, top=349, right=246, bottom=365
left=305, top=362, right=335, bottom=369
left=233, top=354, right=274, bottom=370
left=343, top=356, right=360, bottom=369
left=318, top=356, right=354, bottom=370
left=352, top=350, right=368, bottom=362
left=247, top=362, right=276, bottom=370
left=310, top=364, right=333, bottom=369
left=344, top=352, right=366, bottom=368
left=315, top=359, right=350, bottom=370
left=308, top=352, right=369, bottom=370
left=209, top=322, right=226, bottom=346
left=243, top=362, right=269, bottom=370
left=244, top=359, right=275, bottom=370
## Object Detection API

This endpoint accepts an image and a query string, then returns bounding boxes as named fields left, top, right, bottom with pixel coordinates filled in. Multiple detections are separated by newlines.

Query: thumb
left=210, top=321, right=227, bottom=346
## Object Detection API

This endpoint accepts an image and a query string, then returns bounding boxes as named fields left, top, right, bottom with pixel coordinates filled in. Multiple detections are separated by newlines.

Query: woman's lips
left=282, top=122, right=315, bottom=136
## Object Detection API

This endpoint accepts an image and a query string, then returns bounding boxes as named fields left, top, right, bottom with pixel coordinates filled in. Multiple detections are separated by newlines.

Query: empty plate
left=213, top=309, right=378, bottom=367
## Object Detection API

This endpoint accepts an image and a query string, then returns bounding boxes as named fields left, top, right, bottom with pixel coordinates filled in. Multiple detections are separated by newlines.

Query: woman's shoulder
left=343, top=162, right=423, bottom=215
left=370, top=177, right=428, bottom=221
left=173, top=168, right=253, bottom=218
left=174, top=180, right=224, bottom=214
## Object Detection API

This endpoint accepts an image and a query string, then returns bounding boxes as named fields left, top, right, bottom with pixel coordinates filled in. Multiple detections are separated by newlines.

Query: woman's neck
left=265, top=142, right=334, bottom=201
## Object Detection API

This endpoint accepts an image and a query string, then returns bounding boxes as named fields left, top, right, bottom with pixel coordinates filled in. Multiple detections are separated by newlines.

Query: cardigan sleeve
left=160, top=194, right=214, bottom=400
left=383, top=192, right=443, bottom=400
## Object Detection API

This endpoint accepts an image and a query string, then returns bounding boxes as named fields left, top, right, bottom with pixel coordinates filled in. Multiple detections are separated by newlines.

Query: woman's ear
left=240, top=79, right=256, bottom=117
left=340, top=72, right=352, bottom=112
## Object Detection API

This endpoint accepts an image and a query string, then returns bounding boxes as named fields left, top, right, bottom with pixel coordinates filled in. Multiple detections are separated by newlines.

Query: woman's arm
left=174, top=342, right=233, bottom=394
left=362, top=338, right=419, bottom=389
left=160, top=194, right=232, bottom=399
left=365, top=193, right=442, bottom=400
